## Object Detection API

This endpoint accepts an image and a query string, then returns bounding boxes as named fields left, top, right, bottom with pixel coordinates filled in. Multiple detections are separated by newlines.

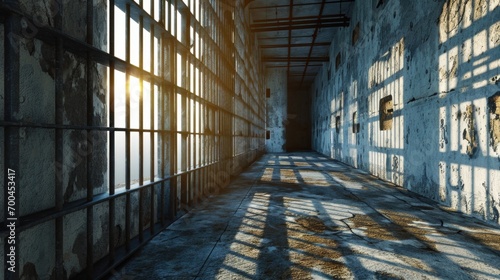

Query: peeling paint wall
left=1, top=0, right=109, bottom=278
left=312, top=0, right=500, bottom=225
left=266, top=69, right=287, bottom=153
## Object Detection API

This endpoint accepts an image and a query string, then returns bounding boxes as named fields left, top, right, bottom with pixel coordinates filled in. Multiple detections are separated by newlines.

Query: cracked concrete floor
left=112, top=152, right=500, bottom=280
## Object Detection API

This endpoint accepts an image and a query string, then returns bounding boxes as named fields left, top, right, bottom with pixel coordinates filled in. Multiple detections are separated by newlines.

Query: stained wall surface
left=266, top=68, right=288, bottom=153
left=311, top=0, right=500, bottom=225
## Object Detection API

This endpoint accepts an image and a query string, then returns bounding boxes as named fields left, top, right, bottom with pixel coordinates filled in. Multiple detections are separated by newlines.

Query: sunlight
left=221, top=193, right=272, bottom=278
left=261, top=168, right=274, bottom=181
left=280, top=169, right=298, bottom=183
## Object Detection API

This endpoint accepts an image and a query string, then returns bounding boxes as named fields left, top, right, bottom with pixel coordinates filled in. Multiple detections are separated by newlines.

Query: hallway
left=114, top=152, right=500, bottom=279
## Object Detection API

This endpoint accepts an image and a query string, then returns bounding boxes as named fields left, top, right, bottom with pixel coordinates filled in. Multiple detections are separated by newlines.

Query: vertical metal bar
left=150, top=22, right=156, bottom=235
left=159, top=0, right=164, bottom=26
left=54, top=0, right=64, bottom=277
left=4, top=10, right=20, bottom=280
left=108, top=0, right=116, bottom=264
left=138, top=13, right=145, bottom=243
left=125, top=3, right=131, bottom=251
left=86, top=0, right=95, bottom=276
left=151, top=0, right=155, bottom=21
left=159, top=33, right=166, bottom=225
left=171, top=0, right=178, bottom=218
left=170, top=84, right=177, bottom=218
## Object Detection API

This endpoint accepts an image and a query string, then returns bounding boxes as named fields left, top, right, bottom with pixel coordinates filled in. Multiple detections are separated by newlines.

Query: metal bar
left=289, top=73, right=317, bottom=76
left=251, top=17, right=349, bottom=28
left=252, top=13, right=347, bottom=23
left=300, top=0, right=329, bottom=87
left=54, top=0, right=64, bottom=277
left=159, top=33, right=166, bottom=226
left=138, top=13, right=145, bottom=243
left=260, top=42, right=330, bottom=48
left=170, top=32, right=177, bottom=218
left=257, top=34, right=314, bottom=40
left=108, top=0, right=116, bottom=264
left=125, top=3, right=132, bottom=251
left=86, top=0, right=95, bottom=276
left=150, top=22, right=156, bottom=235
left=265, top=64, right=323, bottom=68
left=262, top=57, right=329, bottom=62
left=251, top=22, right=348, bottom=32
left=249, top=0, right=354, bottom=9
left=138, top=0, right=145, bottom=246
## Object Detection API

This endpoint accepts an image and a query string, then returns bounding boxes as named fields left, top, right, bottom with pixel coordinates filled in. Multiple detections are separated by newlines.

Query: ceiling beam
left=253, top=14, right=347, bottom=23
left=266, top=64, right=323, bottom=68
left=249, top=0, right=354, bottom=10
left=251, top=22, right=348, bottom=32
left=289, top=73, right=317, bottom=76
left=251, top=17, right=349, bottom=29
left=301, top=0, right=328, bottom=87
left=263, top=57, right=329, bottom=62
left=260, top=42, right=330, bottom=49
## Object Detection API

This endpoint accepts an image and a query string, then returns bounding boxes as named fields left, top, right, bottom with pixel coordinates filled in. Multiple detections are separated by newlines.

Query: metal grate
left=1, top=0, right=265, bottom=278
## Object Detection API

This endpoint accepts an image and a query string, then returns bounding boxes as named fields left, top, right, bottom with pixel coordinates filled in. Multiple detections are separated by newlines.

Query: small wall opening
left=489, top=92, right=500, bottom=151
left=352, top=22, right=360, bottom=45
left=336, top=116, right=341, bottom=133
left=353, top=112, right=360, bottom=133
left=266, top=130, right=271, bottom=139
left=336, top=52, right=341, bottom=70
left=266, top=88, right=270, bottom=98
left=379, top=95, right=393, bottom=131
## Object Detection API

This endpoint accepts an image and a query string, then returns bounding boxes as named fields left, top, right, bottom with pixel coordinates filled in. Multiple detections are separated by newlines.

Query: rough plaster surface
left=266, top=69, right=287, bottom=153
left=19, top=221, right=55, bottom=280
left=19, top=38, right=56, bottom=217
left=311, top=0, right=500, bottom=225
left=0, top=0, right=110, bottom=278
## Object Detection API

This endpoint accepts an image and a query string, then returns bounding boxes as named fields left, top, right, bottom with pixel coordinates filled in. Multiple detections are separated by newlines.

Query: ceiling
left=246, top=0, right=354, bottom=89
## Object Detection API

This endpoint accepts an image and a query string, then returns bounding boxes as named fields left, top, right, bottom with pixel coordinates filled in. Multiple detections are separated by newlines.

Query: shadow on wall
left=312, top=0, right=500, bottom=225
left=429, top=0, right=500, bottom=224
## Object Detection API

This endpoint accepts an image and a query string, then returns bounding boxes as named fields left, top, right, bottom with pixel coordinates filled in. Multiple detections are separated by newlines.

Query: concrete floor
left=112, top=152, right=500, bottom=280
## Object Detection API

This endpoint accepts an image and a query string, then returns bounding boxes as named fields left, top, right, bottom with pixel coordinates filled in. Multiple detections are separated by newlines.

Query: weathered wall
left=266, top=68, right=287, bottom=152
left=1, top=0, right=109, bottom=278
left=311, top=0, right=500, bottom=225
left=2, top=0, right=266, bottom=277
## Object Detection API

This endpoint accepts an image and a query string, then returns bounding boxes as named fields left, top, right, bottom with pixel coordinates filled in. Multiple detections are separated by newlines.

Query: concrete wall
left=1, top=0, right=109, bottom=278
left=311, top=0, right=500, bottom=225
left=266, top=69, right=287, bottom=153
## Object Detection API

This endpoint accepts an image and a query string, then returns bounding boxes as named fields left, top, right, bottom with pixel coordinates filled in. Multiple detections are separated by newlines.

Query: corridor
left=114, top=152, right=500, bottom=279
